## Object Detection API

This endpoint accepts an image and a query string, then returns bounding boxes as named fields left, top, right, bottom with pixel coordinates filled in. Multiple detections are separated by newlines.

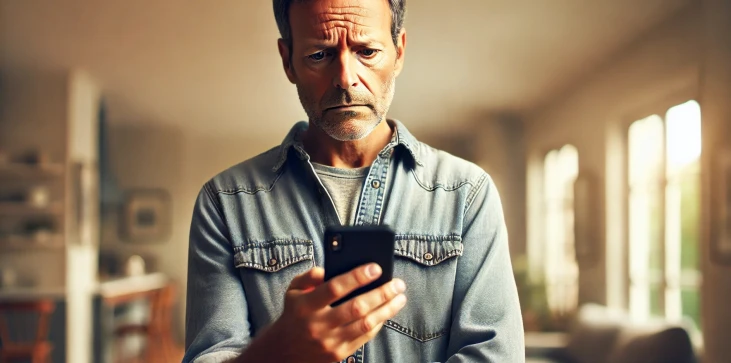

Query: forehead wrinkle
left=315, top=17, right=367, bottom=38
left=318, top=25, right=373, bottom=44
left=308, top=5, right=380, bottom=42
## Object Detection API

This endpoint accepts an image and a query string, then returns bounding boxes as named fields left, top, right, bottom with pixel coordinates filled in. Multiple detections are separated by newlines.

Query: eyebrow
left=302, top=37, right=386, bottom=51
left=303, top=24, right=387, bottom=46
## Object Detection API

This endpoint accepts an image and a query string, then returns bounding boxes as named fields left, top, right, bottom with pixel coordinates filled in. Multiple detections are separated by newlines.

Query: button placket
left=354, top=154, right=390, bottom=226
left=370, top=156, right=391, bottom=225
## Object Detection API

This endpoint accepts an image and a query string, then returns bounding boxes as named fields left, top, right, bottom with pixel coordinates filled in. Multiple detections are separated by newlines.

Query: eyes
left=306, top=48, right=381, bottom=64
left=308, top=51, right=328, bottom=62
left=360, top=49, right=378, bottom=57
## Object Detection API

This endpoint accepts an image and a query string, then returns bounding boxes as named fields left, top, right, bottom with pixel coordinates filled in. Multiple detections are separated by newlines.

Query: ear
left=277, top=39, right=297, bottom=84
left=394, top=28, right=407, bottom=77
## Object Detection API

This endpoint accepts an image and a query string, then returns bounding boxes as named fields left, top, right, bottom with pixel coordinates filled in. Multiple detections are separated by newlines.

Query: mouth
left=325, top=104, right=369, bottom=112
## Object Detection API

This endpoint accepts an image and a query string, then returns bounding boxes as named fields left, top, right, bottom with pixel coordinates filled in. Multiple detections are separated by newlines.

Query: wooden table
left=96, top=273, right=173, bottom=363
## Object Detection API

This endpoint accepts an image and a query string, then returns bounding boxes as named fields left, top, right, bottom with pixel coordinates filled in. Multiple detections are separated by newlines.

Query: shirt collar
left=272, top=119, right=422, bottom=172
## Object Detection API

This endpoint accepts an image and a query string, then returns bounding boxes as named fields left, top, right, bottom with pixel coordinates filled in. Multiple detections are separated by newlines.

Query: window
left=628, top=100, right=702, bottom=328
left=543, top=145, right=579, bottom=315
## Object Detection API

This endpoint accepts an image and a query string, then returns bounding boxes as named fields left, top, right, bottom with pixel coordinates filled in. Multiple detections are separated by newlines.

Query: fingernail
left=366, top=264, right=382, bottom=278
left=395, top=294, right=407, bottom=307
left=392, top=279, right=406, bottom=294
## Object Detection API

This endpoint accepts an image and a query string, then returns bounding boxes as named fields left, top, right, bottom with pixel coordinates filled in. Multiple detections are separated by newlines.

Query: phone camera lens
left=332, top=234, right=342, bottom=251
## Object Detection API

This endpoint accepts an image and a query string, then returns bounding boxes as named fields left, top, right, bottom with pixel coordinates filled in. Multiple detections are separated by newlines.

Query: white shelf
left=0, top=234, right=65, bottom=250
left=0, top=202, right=64, bottom=216
left=0, top=286, right=67, bottom=300
left=0, top=163, right=65, bottom=180
left=97, top=272, right=169, bottom=298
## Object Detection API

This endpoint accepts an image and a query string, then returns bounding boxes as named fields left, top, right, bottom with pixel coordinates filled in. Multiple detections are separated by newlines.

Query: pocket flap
left=394, top=235, right=463, bottom=266
left=234, top=238, right=314, bottom=272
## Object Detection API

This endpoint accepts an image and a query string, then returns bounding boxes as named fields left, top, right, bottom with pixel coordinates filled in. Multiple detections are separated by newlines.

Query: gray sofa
left=526, top=304, right=699, bottom=363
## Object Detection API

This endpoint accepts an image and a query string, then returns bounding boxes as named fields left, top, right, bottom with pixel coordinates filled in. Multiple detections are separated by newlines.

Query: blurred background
left=1, top=0, right=730, bottom=362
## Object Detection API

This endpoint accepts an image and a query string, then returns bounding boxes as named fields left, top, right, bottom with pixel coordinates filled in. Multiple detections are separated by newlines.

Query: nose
left=333, top=51, right=359, bottom=90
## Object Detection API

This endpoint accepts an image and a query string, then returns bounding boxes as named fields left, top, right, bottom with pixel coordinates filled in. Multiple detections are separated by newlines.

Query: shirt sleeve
left=183, top=183, right=251, bottom=363
left=444, top=173, right=525, bottom=362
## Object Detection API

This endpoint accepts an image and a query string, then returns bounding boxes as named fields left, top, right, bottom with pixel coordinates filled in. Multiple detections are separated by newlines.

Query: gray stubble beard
left=298, top=73, right=396, bottom=142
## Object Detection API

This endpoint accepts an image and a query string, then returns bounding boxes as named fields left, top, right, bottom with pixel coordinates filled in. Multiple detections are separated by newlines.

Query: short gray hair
left=273, top=0, right=406, bottom=48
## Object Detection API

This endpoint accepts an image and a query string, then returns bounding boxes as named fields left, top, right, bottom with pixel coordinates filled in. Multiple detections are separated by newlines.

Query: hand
left=239, top=264, right=407, bottom=363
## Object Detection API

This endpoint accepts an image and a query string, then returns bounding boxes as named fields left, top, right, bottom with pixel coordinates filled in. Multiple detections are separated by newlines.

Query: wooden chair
left=111, top=283, right=181, bottom=363
left=0, top=300, right=55, bottom=363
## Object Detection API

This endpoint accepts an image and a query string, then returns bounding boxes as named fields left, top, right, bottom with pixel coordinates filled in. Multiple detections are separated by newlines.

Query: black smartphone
left=324, top=225, right=396, bottom=307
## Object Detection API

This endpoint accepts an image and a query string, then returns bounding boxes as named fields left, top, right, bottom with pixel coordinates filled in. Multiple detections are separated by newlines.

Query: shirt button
left=268, top=258, right=277, bottom=266
left=346, top=356, right=356, bottom=363
left=371, top=180, right=381, bottom=189
left=423, top=252, right=434, bottom=261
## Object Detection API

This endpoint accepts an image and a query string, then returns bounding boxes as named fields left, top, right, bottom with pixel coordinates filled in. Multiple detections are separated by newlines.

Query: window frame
left=620, top=92, right=703, bottom=324
left=541, top=144, right=580, bottom=316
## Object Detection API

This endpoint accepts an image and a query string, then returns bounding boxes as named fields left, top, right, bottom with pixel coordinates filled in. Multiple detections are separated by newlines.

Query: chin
left=321, top=113, right=382, bottom=142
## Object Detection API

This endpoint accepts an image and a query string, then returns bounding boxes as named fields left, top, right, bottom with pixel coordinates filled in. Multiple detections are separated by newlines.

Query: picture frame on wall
left=119, top=189, right=172, bottom=243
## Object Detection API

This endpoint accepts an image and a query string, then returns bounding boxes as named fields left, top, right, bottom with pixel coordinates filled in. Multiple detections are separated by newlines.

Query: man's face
left=279, top=0, right=406, bottom=141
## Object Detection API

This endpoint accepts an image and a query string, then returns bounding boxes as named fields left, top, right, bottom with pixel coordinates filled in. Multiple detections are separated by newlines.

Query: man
left=183, top=0, right=524, bottom=362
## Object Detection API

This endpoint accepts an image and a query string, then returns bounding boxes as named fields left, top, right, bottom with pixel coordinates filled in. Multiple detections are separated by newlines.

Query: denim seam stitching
left=395, top=234, right=462, bottom=242
left=394, top=246, right=463, bottom=266
left=410, top=168, right=474, bottom=192
left=384, top=320, right=447, bottom=342
left=235, top=254, right=314, bottom=272
left=203, top=182, right=225, bottom=217
left=203, top=182, right=235, bottom=246
left=464, top=172, right=489, bottom=213
left=215, top=169, right=284, bottom=195
left=234, top=239, right=313, bottom=249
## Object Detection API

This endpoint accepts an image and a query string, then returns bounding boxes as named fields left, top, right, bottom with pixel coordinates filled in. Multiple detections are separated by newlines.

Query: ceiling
left=1, top=0, right=692, bottom=138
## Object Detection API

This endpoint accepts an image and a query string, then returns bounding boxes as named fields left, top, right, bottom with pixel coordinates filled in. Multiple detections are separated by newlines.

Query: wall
left=476, top=116, right=527, bottom=259
left=523, top=4, right=702, bottom=307
left=698, top=0, right=731, bottom=361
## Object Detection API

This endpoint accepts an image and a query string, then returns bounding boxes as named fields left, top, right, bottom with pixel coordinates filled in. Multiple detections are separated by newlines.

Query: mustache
left=321, top=89, right=374, bottom=110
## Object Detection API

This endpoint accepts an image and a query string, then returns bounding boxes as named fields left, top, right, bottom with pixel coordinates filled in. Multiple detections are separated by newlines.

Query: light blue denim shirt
left=184, top=120, right=524, bottom=363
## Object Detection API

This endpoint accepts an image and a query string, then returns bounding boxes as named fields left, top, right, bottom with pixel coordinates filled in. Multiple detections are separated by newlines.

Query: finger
left=288, top=267, right=325, bottom=292
left=307, top=263, right=382, bottom=309
left=326, top=279, right=406, bottom=327
left=344, top=322, right=384, bottom=355
left=339, top=293, right=407, bottom=342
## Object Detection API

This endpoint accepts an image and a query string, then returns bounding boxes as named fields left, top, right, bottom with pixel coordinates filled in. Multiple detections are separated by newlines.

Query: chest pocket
left=234, top=239, right=314, bottom=272
left=387, top=235, right=463, bottom=343
left=234, top=239, right=315, bottom=329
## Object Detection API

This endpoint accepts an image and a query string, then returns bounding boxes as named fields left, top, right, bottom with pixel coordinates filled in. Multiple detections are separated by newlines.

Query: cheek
left=298, top=78, right=327, bottom=103
left=357, top=69, right=382, bottom=95
left=370, top=69, right=396, bottom=95
left=294, top=63, right=329, bottom=92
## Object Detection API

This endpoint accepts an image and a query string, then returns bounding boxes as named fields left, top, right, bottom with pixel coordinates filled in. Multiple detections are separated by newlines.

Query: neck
left=302, top=120, right=393, bottom=168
